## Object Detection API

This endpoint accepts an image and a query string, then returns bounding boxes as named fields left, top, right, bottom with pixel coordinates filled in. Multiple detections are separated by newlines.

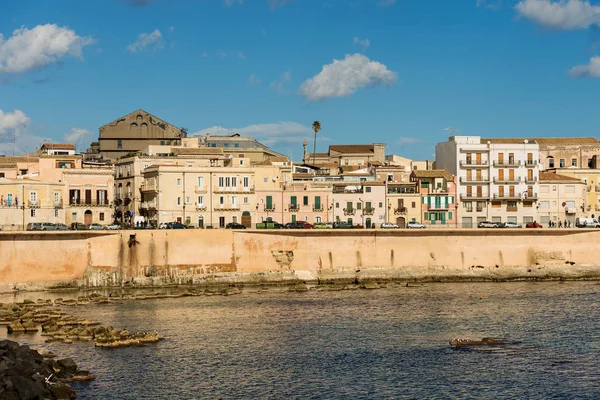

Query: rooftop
left=539, top=171, right=584, bottom=182
left=41, top=143, right=76, bottom=150
left=480, top=137, right=599, bottom=146
left=412, top=169, right=453, bottom=181
left=329, top=144, right=375, bottom=154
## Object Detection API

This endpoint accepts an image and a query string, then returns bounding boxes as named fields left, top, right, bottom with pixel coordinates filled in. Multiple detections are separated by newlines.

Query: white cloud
left=62, top=128, right=93, bottom=151
left=127, top=29, right=164, bottom=53
left=299, top=53, right=397, bottom=101
left=515, top=0, right=600, bottom=30
left=378, top=0, right=396, bottom=7
left=268, top=0, right=292, bottom=9
left=353, top=37, right=370, bottom=51
left=270, top=70, right=291, bottom=94
left=0, top=109, right=30, bottom=136
left=224, top=0, right=244, bottom=6
left=0, top=24, right=95, bottom=73
left=248, top=73, right=261, bottom=84
left=568, top=55, right=600, bottom=77
left=192, top=122, right=317, bottom=147
left=0, top=109, right=51, bottom=155
left=477, top=0, right=502, bottom=10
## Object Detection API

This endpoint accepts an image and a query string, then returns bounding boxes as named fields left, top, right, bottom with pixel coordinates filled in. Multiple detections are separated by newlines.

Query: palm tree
left=312, top=121, right=321, bottom=166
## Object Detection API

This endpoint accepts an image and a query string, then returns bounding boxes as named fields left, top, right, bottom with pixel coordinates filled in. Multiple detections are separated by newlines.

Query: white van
left=575, top=218, right=600, bottom=228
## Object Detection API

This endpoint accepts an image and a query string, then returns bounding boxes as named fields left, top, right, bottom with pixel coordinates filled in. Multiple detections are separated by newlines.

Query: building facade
left=538, top=172, right=586, bottom=226
left=331, top=182, right=386, bottom=228
left=385, top=182, right=421, bottom=228
left=410, top=170, right=458, bottom=227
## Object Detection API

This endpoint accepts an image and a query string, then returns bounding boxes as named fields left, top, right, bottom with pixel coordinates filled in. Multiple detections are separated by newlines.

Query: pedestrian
left=558, top=220, right=562, bottom=228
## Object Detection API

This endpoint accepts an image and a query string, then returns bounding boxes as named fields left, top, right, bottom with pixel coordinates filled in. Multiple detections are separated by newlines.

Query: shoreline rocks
left=0, top=339, right=94, bottom=399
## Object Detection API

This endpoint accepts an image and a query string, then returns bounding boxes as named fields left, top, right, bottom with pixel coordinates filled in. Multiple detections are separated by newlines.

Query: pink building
left=255, top=182, right=332, bottom=225
left=410, top=170, right=458, bottom=227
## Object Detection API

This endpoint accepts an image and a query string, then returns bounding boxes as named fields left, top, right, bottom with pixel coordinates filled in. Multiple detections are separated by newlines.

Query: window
left=243, top=197, right=248, bottom=204
left=224, top=143, right=230, bottom=147
left=464, top=201, right=473, bottom=212
left=336, top=202, right=339, bottom=208
left=219, top=177, right=224, bottom=187
left=263, top=178, right=268, bottom=183
left=232, top=196, right=237, bottom=207
left=366, top=187, right=371, bottom=193
left=177, top=197, right=181, bottom=206
left=412, top=201, right=416, bottom=208
left=72, top=212, right=77, bottom=221
left=243, top=177, right=249, bottom=187
left=303, top=196, right=309, bottom=206
left=290, top=196, right=297, bottom=207
left=186, top=197, right=190, bottom=204
left=266, top=196, right=273, bottom=209
left=379, top=202, right=382, bottom=208
left=548, top=158, right=555, bottom=168
left=315, top=196, right=321, bottom=210
left=572, top=159, right=577, bottom=167
left=588, top=158, right=593, bottom=168
left=177, top=178, right=181, bottom=186
left=220, top=196, right=225, bottom=205
left=198, top=177, right=204, bottom=187
left=539, top=201, right=549, bottom=209
left=29, top=191, right=37, bottom=203
left=160, top=140, right=165, bottom=145
left=234, top=143, right=240, bottom=148
left=117, top=140, right=122, bottom=149
left=240, top=160, right=244, bottom=166
left=566, top=185, right=575, bottom=193
left=0, top=173, right=4, bottom=178
left=99, top=213, right=105, bottom=221
left=560, top=159, right=565, bottom=167
left=197, top=196, right=204, bottom=205
left=357, top=202, right=362, bottom=210
left=30, top=209, right=36, bottom=217
left=55, top=209, right=59, bottom=218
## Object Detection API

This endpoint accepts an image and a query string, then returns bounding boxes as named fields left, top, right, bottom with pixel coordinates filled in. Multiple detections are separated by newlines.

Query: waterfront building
left=331, top=182, right=386, bottom=228
left=88, top=109, right=187, bottom=160
left=253, top=159, right=293, bottom=225
left=304, top=143, right=386, bottom=169
left=40, top=143, right=76, bottom=156
left=195, top=132, right=285, bottom=163
left=538, top=172, right=586, bottom=226
left=436, top=136, right=540, bottom=227
left=410, top=170, right=458, bottom=227
left=279, top=181, right=332, bottom=225
left=384, top=155, right=434, bottom=171
left=384, top=181, right=421, bottom=228
left=534, top=137, right=600, bottom=171
left=539, top=168, right=600, bottom=215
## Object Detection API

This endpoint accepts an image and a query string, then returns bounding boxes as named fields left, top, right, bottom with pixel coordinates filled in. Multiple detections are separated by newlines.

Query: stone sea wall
left=1, top=229, right=600, bottom=290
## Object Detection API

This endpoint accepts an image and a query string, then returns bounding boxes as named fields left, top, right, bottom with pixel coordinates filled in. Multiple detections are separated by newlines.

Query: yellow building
left=547, top=168, right=600, bottom=215
left=538, top=172, right=586, bottom=226
left=385, top=182, right=421, bottom=227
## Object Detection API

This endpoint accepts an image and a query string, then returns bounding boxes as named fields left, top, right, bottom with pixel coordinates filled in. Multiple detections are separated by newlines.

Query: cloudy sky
left=1, top=0, right=599, bottom=159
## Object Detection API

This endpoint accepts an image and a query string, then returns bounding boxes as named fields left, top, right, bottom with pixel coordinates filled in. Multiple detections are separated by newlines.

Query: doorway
left=396, top=216, right=406, bottom=228
left=84, top=210, right=92, bottom=226
left=241, top=211, right=251, bottom=228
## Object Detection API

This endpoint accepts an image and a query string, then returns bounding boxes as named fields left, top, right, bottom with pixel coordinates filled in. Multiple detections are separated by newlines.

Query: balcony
left=394, top=207, right=408, bottom=215
left=363, top=207, right=375, bottom=216
left=493, top=193, right=521, bottom=200
left=460, top=160, right=488, bottom=168
left=493, top=160, right=521, bottom=167
left=428, top=188, right=448, bottom=194
left=524, top=160, right=538, bottom=168
left=333, top=185, right=363, bottom=194
left=493, top=177, right=521, bottom=184
left=459, top=176, right=489, bottom=184
left=214, top=187, right=255, bottom=194
left=524, top=177, right=537, bottom=183
left=54, top=200, right=63, bottom=209
left=141, top=201, right=157, bottom=210
left=343, top=208, right=355, bottom=216
left=523, top=192, right=538, bottom=201
left=388, top=186, right=417, bottom=194
left=28, top=201, right=39, bottom=208
left=195, top=186, right=207, bottom=194
left=69, top=199, right=110, bottom=207
left=312, top=204, right=323, bottom=212
left=195, top=203, right=207, bottom=211
left=289, top=204, right=300, bottom=212
left=264, top=206, right=276, bottom=212
left=565, top=207, right=577, bottom=214
left=507, top=206, right=518, bottom=212
left=215, top=205, right=240, bottom=211
left=140, top=184, right=157, bottom=192
left=428, top=203, right=449, bottom=211
left=460, top=193, right=489, bottom=200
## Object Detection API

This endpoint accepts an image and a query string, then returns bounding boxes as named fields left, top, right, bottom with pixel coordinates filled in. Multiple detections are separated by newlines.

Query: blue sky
left=1, top=0, right=599, bottom=161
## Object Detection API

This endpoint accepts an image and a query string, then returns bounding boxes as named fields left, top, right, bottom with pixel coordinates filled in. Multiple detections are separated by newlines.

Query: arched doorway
left=241, top=211, right=251, bottom=228
left=84, top=210, right=93, bottom=226
left=396, top=216, right=406, bottom=228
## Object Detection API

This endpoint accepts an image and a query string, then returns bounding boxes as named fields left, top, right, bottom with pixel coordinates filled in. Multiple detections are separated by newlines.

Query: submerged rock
left=450, top=337, right=505, bottom=346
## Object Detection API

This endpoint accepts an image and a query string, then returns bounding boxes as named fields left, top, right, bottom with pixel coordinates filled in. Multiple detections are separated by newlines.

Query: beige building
left=331, top=182, right=386, bottom=228
left=534, top=137, right=600, bottom=171
left=304, top=143, right=386, bottom=170
left=411, top=170, right=458, bottom=228
left=89, top=109, right=186, bottom=160
left=538, top=172, right=586, bottom=226
left=385, top=182, right=421, bottom=228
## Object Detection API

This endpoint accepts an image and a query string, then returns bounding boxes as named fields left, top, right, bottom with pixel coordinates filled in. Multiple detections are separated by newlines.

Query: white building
left=436, top=136, right=540, bottom=227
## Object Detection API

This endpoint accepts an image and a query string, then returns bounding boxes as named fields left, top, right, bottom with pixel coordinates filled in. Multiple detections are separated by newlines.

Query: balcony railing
left=493, top=177, right=521, bottom=184
left=54, top=200, right=63, bottom=209
left=195, top=186, right=207, bottom=193
left=140, top=184, right=157, bottom=192
left=28, top=201, right=39, bottom=208
left=565, top=207, right=577, bottom=214
left=215, top=205, right=240, bottom=211
left=524, top=160, right=538, bottom=167
left=493, top=160, right=521, bottom=167
left=460, top=193, right=489, bottom=200
left=312, top=204, right=323, bottom=212
left=394, top=207, right=408, bottom=215
left=363, top=208, right=375, bottom=216
left=523, top=192, right=538, bottom=200
left=428, top=203, right=449, bottom=211
left=195, top=203, right=207, bottom=211
left=460, top=160, right=488, bottom=167
left=524, top=177, right=537, bottom=183
left=214, top=187, right=255, bottom=194
left=289, top=205, right=299, bottom=212
left=459, top=176, right=489, bottom=184
left=343, top=208, right=355, bottom=216
left=69, top=199, right=110, bottom=206
left=141, top=201, right=157, bottom=210
left=264, top=206, right=276, bottom=212
left=493, top=193, right=521, bottom=200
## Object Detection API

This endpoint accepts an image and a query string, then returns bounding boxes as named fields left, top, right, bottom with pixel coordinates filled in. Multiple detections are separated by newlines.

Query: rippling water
left=2, top=282, right=600, bottom=399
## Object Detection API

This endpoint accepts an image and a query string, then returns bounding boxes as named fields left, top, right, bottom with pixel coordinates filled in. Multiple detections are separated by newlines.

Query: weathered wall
left=1, top=229, right=600, bottom=290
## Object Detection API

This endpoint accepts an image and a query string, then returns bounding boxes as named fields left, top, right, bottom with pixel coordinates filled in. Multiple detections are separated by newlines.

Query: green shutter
left=441, top=212, right=446, bottom=221
left=449, top=212, right=453, bottom=220
left=266, top=196, right=273, bottom=209
left=315, top=196, right=321, bottom=209
left=422, top=197, right=425, bottom=204
left=290, top=196, right=297, bottom=206
left=291, top=214, right=296, bottom=222
left=424, top=212, right=429, bottom=220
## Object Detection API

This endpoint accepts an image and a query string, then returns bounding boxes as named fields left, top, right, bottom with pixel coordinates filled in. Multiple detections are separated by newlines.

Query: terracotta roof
left=412, top=169, right=453, bottom=181
left=539, top=171, right=584, bottom=182
left=480, top=137, right=599, bottom=145
left=266, top=156, right=290, bottom=163
left=41, top=143, right=76, bottom=150
left=329, top=144, right=374, bottom=154
left=340, top=165, right=361, bottom=172
left=306, top=152, right=329, bottom=158
left=172, top=148, right=224, bottom=156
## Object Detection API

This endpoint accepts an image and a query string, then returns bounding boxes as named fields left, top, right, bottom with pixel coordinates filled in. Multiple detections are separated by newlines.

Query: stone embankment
left=0, top=339, right=93, bottom=399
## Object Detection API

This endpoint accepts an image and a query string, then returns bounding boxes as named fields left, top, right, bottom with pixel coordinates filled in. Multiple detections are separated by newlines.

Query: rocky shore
left=0, top=339, right=93, bottom=399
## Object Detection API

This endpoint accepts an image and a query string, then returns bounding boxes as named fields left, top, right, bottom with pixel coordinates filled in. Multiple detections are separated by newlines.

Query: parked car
left=333, top=221, right=354, bottom=229
left=105, top=224, right=121, bottom=230
left=313, top=222, right=332, bottom=229
left=284, top=221, right=314, bottom=229
left=407, top=221, right=426, bottom=229
left=26, top=223, right=43, bottom=231
left=226, top=223, right=247, bottom=229
left=70, top=222, right=86, bottom=230
left=525, top=222, right=543, bottom=228
left=503, top=222, right=522, bottom=228
left=255, top=220, right=284, bottom=229
left=88, top=223, right=105, bottom=230
left=166, top=222, right=188, bottom=229
left=54, top=223, right=69, bottom=231
left=478, top=221, right=499, bottom=228
left=381, top=222, right=399, bottom=229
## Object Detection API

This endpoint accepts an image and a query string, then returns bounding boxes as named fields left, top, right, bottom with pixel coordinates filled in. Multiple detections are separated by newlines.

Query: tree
left=312, top=121, right=321, bottom=166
